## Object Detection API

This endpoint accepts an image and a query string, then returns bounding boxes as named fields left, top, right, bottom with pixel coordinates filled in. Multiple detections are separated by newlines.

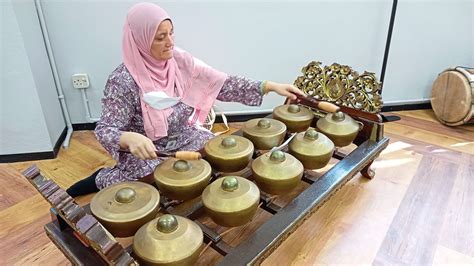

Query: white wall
left=383, top=0, right=473, bottom=105
left=37, top=0, right=472, bottom=120
left=12, top=0, right=66, bottom=147
left=1, top=0, right=66, bottom=155
left=1, top=0, right=52, bottom=154
left=41, top=0, right=392, bottom=119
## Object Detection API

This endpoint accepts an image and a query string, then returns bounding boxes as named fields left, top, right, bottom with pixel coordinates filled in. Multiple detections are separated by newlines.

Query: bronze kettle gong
left=133, top=214, right=203, bottom=265
left=251, top=150, right=304, bottom=195
left=90, top=182, right=160, bottom=237
left=272, top=104, right=315, bottom=132
left=288, top=128, right=335, bottom=169
left=316, top=111, right=362, bottom=147
left=242, top=118, right=287, bottom=150
left=204, top=135, right=254, bottom=173
left=154, top=158, right=211, bottom=201
left=202, top=176, right=260, bottom=227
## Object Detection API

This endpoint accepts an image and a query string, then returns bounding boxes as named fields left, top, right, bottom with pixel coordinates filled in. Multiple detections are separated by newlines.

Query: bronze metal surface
left=90, top=182, right=160, bottom=237
left=204, top=136, right=254, bottom=172
left=272, top=104, right=314, bottom=132
left=202, top=176, right=260, bottom=227
left=288, top=128, right=335, bottom=169
left=242, top=118, right=287, bottom=150
left=251, top=151, right=304, bottom=194
left=154, top=158, right=211, bottom=200
left=316, top=111, right=361, bottom=147
left=133, top=214, right=203, bottom=265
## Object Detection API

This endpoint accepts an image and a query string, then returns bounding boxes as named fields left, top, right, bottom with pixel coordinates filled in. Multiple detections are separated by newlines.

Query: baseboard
left=0, top=127, right=67, bottom=163
left=53, top=127, right=68, bottom=157
left=73, top=123, right=97, bottom=131
left=381, top=102, right=432, bottom=112
left=0, top=151, right=56, bottom=163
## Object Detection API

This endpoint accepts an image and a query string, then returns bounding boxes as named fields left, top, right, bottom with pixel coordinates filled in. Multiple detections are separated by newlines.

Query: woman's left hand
left=264, top=81, right=306, bottom=100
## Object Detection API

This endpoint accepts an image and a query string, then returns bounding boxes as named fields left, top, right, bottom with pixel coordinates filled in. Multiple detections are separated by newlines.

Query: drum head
left=431, top=70, right=472, bottom=124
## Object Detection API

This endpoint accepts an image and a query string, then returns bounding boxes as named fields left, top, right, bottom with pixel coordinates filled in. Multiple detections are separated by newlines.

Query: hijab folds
left=122, top=2, right=227, bottom=140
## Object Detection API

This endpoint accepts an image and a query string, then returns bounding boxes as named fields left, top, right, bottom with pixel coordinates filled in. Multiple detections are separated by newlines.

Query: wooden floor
left=1, top=110, right=473, bottom=265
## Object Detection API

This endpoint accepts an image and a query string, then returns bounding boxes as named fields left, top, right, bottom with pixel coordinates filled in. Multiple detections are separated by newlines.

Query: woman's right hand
left=119, top=132, right=158, bottom=160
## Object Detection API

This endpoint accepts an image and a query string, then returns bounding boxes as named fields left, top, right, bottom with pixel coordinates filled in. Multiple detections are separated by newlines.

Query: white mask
left=143, top=91, right=180, bottom=110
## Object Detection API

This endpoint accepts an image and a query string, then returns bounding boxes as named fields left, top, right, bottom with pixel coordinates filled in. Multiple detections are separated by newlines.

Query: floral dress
left=94, top=64, right=263, bottom=189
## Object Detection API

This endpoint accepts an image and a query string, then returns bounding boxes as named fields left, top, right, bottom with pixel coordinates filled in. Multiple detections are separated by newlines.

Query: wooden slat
left=44, top=224, right=106, bottom=265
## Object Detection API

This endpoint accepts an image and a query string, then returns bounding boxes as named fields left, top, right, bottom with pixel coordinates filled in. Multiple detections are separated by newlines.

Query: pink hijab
left=122, top=2, right=227, bottom=140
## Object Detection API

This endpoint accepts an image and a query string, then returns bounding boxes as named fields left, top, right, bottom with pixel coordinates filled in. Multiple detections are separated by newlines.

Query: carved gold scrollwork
left=294, top=61, right=383, bottom=113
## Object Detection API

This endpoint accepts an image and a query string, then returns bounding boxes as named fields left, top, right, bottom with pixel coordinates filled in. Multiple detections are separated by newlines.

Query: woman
left=67, top=2, right=304, bottom=197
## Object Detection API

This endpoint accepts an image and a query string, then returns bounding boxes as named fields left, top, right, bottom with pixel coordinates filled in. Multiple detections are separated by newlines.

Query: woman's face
left=151, top=20, right=174, bottom=60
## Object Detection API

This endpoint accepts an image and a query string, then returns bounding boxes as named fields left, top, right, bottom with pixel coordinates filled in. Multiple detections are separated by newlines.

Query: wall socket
left=72, top=73, right=90, bottom=89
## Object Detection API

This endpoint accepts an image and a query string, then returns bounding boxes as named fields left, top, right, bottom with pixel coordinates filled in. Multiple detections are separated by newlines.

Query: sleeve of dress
left=94, top=75, right=135, bottom=161
left=216, top=75, right=264, bottom=106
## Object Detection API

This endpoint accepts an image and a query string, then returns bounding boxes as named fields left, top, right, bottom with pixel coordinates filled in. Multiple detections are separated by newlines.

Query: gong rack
left=21, top=62, right=391, bottom=265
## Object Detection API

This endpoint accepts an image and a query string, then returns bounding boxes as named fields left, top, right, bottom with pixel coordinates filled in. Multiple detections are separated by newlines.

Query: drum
left=431, top=66, right=474, bottom=126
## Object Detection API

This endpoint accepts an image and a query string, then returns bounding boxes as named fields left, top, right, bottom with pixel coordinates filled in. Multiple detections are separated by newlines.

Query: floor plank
left=392, top=109, right=474, bottom=132
left=0, top=195, right=50, bottom=239
left=0, top=165, right=37, bottom=211
left=374, top=155, right=458, bottom=265
left=439, top=161, right=474, bottom=257
left=385, top=122, right=474, bottom=155
left=387, top=112, right=474, bottom=142
left=432, top=245, right=474, bottom=265
left=12, top=240, right=70, bottom=266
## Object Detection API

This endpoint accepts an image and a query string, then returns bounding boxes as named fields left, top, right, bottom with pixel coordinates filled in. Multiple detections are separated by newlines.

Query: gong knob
left=114, top=187, right=136, bottom=203
left=269, top=150, right=286, bottom=162
left=288, top=104, right=301, bottom=113
left=257, top=119, right=271, bottom=129
left=156, top=214, right=179, bottom=233
left=221, top=176, right=239, bottom=192
left=304, top=128, right=319, bottom=140
left=173, top=160, right=191, bottom=172
left=332, top=111, right=345, bottom=121
left=221, top=137, right=237, bottom=148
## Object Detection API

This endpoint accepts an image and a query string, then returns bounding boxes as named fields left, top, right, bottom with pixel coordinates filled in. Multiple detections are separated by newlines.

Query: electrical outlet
left=72, top=73, right=90, bottom=89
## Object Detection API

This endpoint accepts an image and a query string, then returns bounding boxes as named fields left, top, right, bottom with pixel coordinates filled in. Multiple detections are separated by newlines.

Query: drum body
left=431, top=66, right=474, bottom=126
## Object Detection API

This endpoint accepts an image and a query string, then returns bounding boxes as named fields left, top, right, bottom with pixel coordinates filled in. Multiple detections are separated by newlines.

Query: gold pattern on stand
left=294, top=61, right=383, bottom=113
